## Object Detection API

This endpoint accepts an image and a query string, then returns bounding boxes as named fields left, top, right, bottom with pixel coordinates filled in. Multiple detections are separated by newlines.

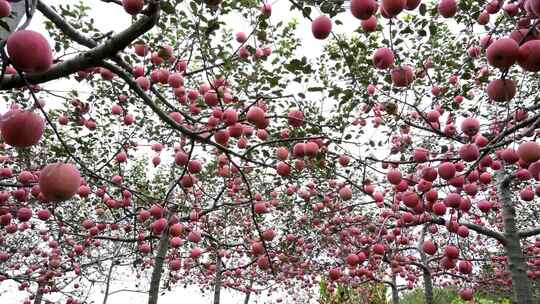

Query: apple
left=311, top=16, right=332, bottom=40
left=7, top=30, right=52, bottom=73
left=39, top=162, right=81, bottom=201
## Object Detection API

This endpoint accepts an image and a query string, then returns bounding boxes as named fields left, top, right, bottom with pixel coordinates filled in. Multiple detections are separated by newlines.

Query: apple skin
left=518, top=40, right=540, bottom=72
left=7, top=30, right=53, bottom=73
left=373, top=48, right=395, bottom=69
left=438, top=0, right=457, bottom=18
left=486, top=38, right=519, bottom=70
left=39, top=162, right=81, bottom=202
left=391, top=65, right=414, bottom=87
left=0, top=1, right=11, bottom=18
left=350, top=0, right=378, bottom=20
left=311, top=16, right=332, bottom=40
left=122, top=0, right=144, bottom=15
left=1, top=110, right=44, bottom=148
left=518, top=141, right=540, bottom=163
left=487, top=78, right=515, bottom=102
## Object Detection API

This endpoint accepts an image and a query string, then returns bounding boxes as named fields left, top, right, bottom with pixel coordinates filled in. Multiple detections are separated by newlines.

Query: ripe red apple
left=311, top=16, right=332, bottom=40
left=0, top=0, right=11, bottom=18
left=346, top=253, right=360, bottom=266
left=288, top=109, right=304, bottom=127
left=405, top=0, right=421, bottom=10
left=487, top=78, right=515, bottom=102
left=122, top=0, right=144, bottom=15
left=136, top=76, right=150, bottom=91
left=39, top=162, right=81, bottom=201
left=530, top=0, right=540, bottom=16
left=151, top=218, right=167, bottom=234
left=460, top=117, right=480, bottom=136
left=372, top=48, right=394, bottom=69
left=17, top=207, right=32, bottom=222
left=329, top=268, right=342, bottom=280
left=391, top=65, right=414, bottom=87
left=247, top=106, right=268, bottom=129
left=260, top=3, right=272, bottom=16
left=459, top=288, right=474, bottom=301
left=7, top=30, right=52, bottom=73
left=486, top=38, right=519, bottom=69
left=1, top=110, right=44, bottom=147
left=432, top=202, right=446, bottom=215
left=438, top=0, right=457, bottom=18
left=350, top=0, right=378, bottom=20
left=133, top=42, right=148, bottom=56
left=276, top=147, right=289, bottom=160
left=422, top=240, right=437, bottom=255
left=339, top=186, right=352, bottom=201
left=459, top=144, right=479, bottom=162
left=235, top=32, right=247, bottom=43
left=382, top=0, right=406, bottom=18
left=518, top=141, right=540, bottom=163
left=518, top=40, right=540, bottom=72
left=361, top=16, right=377, bottom=32
left=387, top=170, right=402, bottom=184
left=372, top=243, right=385, bottom=255
left=276, top=162, right=291, bottom=177
left=338, top=154, right=350, bottom=166
left=444, top=245, right=459, bottom=259
left=438, top=162, right=456, bottom=180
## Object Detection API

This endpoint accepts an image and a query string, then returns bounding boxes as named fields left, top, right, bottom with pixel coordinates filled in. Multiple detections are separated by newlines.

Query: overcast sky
left=0, top=0, right=366, bottom=303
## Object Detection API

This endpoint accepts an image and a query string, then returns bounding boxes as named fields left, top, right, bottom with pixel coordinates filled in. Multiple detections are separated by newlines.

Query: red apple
left=1, top=110, right=44, bottom=148
left=39, top=162, right=81, bottom=201
left=7, top=30, right=52, bottom=73
left=486, top=38, right=519, bottom=69
left=487, top=78, right=515, bottom=102
left=311, top=16, right=332, bottom=40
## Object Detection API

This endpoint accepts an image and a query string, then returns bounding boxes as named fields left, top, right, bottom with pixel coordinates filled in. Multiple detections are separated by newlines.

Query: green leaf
left=161, top=1, right=175, bottom=14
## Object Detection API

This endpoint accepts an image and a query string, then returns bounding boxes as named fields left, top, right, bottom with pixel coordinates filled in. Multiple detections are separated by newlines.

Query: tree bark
left=102, top=260, right=115, bottom=304
left=418, top=226, right=433, bottom=304
left=147, top=231, right=169, bottom=304
left=499, top=173, right=534, bottom=304
left=420, top=253, right=434, bottom=304
left=33, top=286, right=43, bottom=304
left=213, top=254, right=222, bottom=304
left=243, top=278, right=253, bottom=304
left=391, top=274, right=399, bottom=304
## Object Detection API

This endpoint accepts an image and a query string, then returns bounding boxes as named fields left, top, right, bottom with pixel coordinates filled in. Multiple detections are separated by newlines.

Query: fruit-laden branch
left=36, top=1, right=97, bottom=48
left=100, top=61, right=272, bottom=169
left=0, top=0, right=161, bottom=90
left=519, top=226, right=540, bottom=238
left=421, top=217, right=506, bottom=244
left=499, top=172, right=535, bottom=304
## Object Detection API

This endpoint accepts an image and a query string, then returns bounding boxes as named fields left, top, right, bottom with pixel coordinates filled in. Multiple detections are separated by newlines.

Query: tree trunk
left=102, top=260, right=115, bottom=304
left=243, top=278, right=253, bottom=304
left=418, top=226, right=433, bottom=304
left=213, top=253, right=222, bottom=304
left=33, top=286, right=43, bottom=304
left=420, top=254, right=434, bottom=304
left=499, top=174, right=534, bottom=304
left=148, top=231, right=169, bottom=304
left=391, top=274, right=399, bottom=304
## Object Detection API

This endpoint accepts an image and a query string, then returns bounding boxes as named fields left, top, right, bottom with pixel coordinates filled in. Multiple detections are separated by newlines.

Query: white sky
left=1, top=1, right=362, bottom=303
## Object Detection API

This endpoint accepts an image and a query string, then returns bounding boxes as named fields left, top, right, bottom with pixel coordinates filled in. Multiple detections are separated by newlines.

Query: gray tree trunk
left=102, top=260, right=115, bottom=304
left=418, top=226, right=433, bottom=304
left=33, top=286, right=43, bottom=304
left=391, top=274, right=399, bottom=304
left=243, top=278, right=253, bottom=304
left=213, top=254, right=222, bottom=304
left=499, top=174, right=534, bottom=304
left=420, top=255, right=434, bottom=304
left=147, top=231, right=169, bottom=304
